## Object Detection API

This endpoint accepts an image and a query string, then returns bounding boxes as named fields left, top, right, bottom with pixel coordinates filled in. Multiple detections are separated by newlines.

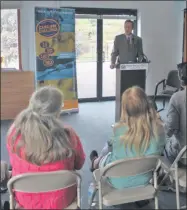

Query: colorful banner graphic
left=35, top=7, right=78, bottom=111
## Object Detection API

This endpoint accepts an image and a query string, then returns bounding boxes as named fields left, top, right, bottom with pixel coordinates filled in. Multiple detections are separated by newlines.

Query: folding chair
left=158, top=145, right=187, bottom=210
left=7, top=170, right=81, bottom=209
left=93, top=156, right=161, bottom=209
left=153, top=70, right=181, bottom=112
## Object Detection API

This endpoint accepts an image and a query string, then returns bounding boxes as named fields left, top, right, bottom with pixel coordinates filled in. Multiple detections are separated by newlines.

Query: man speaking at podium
left=110, top=20, right=144, bottom=69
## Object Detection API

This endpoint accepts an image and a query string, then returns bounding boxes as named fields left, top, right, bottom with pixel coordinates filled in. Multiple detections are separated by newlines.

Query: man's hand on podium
left=110, top=64, right=115, bottom=69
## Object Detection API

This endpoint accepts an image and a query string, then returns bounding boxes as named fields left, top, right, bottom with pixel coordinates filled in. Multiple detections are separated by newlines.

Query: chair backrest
left=181, top=147, right=187, bottom=159
left=166, top=70, right=181, bottom=88
left=7, top=170, right=81, bottom=194
left=175, top=145, right=187, bottom=166
left=94, top=156, right=160, bottom=180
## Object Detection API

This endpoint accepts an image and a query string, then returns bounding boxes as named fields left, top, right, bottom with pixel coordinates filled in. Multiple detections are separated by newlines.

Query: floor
left=76, top=62, right=116, bottom=98
left=1, top=101, right=186, bottom=209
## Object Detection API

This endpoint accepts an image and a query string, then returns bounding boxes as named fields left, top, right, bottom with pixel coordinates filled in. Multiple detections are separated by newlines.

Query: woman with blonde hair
left=6, top=86, right=85, bottom=209
left=90, top=86, right=165, bottom=189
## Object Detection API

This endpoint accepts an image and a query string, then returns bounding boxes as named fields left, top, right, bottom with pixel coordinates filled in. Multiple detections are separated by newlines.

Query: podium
left=115, top=62, right=149, bottom=122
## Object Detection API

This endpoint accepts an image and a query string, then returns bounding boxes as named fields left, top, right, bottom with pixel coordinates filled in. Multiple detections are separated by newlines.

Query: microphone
left=140, top=54, right=150, bottom=63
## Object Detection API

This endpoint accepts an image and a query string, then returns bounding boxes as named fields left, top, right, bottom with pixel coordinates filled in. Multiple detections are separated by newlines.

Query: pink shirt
left=7, top=125, right=85, bottom=209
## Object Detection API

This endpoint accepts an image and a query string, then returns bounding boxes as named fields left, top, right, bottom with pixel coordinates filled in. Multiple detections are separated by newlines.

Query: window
left=1, top=9, right=21, bottom=70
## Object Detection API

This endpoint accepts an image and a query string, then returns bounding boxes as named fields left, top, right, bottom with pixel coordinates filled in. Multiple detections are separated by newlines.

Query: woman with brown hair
left=6, top=86, right=85, bottom=209
left=90, top=86, right=166, bottom=189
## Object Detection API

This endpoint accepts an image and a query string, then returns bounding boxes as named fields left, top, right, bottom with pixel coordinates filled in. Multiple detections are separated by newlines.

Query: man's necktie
left=127, top=36, right=131, bottom=44
left=127, top=36, right=131, bottom=52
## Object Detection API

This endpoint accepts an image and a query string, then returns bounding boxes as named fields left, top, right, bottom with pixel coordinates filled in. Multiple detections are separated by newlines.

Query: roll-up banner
left=35, top=7, right=78, bottom=112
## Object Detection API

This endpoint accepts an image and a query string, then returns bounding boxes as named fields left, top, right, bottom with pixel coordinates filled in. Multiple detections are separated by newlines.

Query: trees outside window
left=1, top=9, right=21, bottom=69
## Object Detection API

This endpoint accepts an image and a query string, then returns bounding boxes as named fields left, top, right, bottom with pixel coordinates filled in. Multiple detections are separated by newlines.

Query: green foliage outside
left=1, top=10, right=126, bottom=68
left=76, top=18, right=125, bottom=62
left=1, top=9, right=19, bottom=69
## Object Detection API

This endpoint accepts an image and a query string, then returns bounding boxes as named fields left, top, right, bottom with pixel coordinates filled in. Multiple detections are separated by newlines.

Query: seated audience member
left=6, top=86, right=85, bottom=209
left=90, top=86, right=166, bottom=189
left=0, top=161, right=11, bottom=192
left=164, top=62, right=187, bottom=164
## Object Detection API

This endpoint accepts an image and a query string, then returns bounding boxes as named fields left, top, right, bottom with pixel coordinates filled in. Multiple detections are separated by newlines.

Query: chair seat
left=159, top=89, right=176, bottom=96
left=160, top=157, right=186, bottom=188
left=101, top=181, right=155, bottom=206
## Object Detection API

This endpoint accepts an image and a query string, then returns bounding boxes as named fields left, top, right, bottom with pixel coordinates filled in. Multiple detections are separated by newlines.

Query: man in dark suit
left=110, top=20, right=144, bottom=69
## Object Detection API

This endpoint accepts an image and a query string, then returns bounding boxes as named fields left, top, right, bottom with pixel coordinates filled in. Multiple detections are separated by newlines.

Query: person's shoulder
left=115, top=34, right=125, bottom=39
left=170, top=90, right=185, bottom=104
left=63, top=125, right=77, bottom=137
left=7, top=123, right=16, bottom=138
left=6, top=123, right=18, bottom=151
left=63, top=125, right=81, bottom=145
left=175, top=89, right=186, bottom=97
left=113, top=122, right=128, bottom=136
left=133, top=35, right=142, bottom=41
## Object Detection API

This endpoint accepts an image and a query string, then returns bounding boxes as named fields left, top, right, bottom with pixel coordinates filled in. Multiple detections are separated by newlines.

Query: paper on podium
left=120, top=63, right=149, bottom=71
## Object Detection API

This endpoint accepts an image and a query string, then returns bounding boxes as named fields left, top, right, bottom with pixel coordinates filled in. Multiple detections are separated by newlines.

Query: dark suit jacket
left=111, top=33, right=144, bottom=64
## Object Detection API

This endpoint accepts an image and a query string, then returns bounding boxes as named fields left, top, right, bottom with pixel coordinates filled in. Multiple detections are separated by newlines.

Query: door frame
left=62, top=7, right=138, bottom=102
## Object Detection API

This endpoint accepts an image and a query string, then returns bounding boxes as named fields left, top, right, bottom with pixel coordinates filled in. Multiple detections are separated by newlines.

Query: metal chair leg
left=98, top=182, right=102, bottom=210
left=154, top=171, right=159, bottom=209
left=158, top=97, right=167, bottom=112
left=175, top=164, right=180, bottom=210
left=77, top=178, right=81, bottom=209
left=9, top=195, right=14, bottom=210
left=163, top=98, right=166, bottom=110
left=89, top=188, right=98, bottom=209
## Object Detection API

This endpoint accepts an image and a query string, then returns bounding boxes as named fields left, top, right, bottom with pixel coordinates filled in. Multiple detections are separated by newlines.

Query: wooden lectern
left=115, top=63, right=149, bottom=122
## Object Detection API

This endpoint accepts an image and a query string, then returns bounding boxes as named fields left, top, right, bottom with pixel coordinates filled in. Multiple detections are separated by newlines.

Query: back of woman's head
left=120, top=86, right=162, bottom=154
left=8, top=86, right=73, bottom=165
left=28, top=86, right=63, bottom=117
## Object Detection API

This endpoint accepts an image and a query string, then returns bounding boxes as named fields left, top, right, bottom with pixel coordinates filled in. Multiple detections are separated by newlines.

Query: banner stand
left=35, top=7, right=79, bottom=113
left=60, top=108, right=79, bottom=115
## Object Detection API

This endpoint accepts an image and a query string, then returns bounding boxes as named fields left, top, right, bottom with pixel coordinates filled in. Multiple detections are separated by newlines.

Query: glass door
left=75, top=10, right=137, bottom=102
left=75, top=18, right=97, bottom=100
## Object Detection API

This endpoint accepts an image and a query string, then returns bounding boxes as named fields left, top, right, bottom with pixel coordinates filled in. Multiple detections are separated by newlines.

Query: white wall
left=2, top=1, right=186, bottom=95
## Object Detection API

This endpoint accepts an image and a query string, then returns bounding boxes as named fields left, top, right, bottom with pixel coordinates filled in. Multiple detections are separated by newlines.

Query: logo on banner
left=36, top=19, right=60, bottom=38
left=43, top=59, right=54, bottom=67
